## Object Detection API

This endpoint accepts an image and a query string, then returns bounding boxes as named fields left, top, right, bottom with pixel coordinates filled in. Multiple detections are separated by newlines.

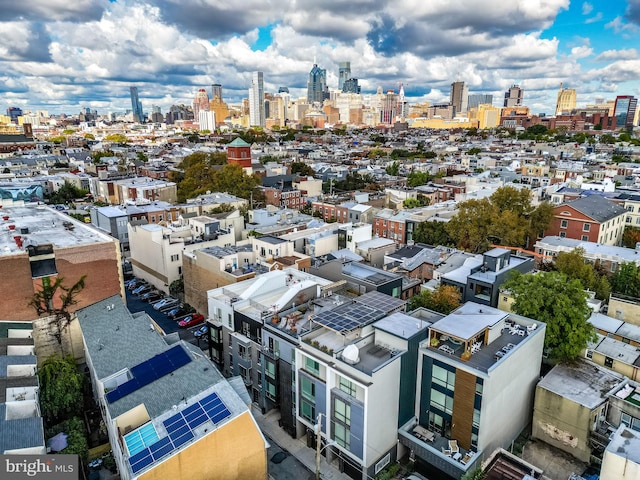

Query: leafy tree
left=46, top=417, right=88, bottom=461
left=212, top=163, right=261, bottom=199
left=104, top=133, right=127, bottom=143
left=610, top=263, right=640, bottom=298
left=169, top=279, right=184, bottom=300
left=526, top=124, right=548, bottom=136
left=91, top=150, right=115, bottom=164
left=468, top=147, right=482, bottom=155
left=38, top=354, right=83, bottom=424
left=385, top=161, right=400, bottom=176
left=83, top=133, right=95, bottom=140
left=423, top=151, right=438, bottom=159
left=409, top=285, right=461, bottom=314
left=367, top=148, right=386, bottom=159
left=503, top=272, right=596, bottom=362
left=2, top=167, right=9, bottom=173
left=461, top=468, right=486, bottom=480
left=291, top=162, right=315, bottom=176
left=446, top=186, right=553, bottom=252
left=413, top=220, right=455, bottom=246
left=48, top=182, right=89, bottom=205
left=407, top=171, right=434, bottom=187
left=552, top=248, right=611, bottom=300
left=599, top=134, right=616, bottom=144
left=402, top=198, right=421, bottom=209
left=30, top=275, right=86, bottom=350
left=622, top=226, right=640, bottom=249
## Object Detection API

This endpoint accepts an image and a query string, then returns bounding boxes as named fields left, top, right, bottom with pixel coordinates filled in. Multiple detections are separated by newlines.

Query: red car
left=178, top=314, right=204, bottom=328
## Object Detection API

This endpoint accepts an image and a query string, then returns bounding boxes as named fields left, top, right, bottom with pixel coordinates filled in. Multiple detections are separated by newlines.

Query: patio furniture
left=506, top=343, right=516, bottom=350
left=441, top=447, right=451, bottom=456
left=448, top=439, right=459, bottom=454
left=495, top=351, right=504, bottom=359
left=517, top=330, right=526, bottom=336
left=453, top=452, right=462, bottom=461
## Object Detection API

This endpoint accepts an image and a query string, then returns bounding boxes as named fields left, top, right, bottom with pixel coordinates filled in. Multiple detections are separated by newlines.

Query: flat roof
left=0, top=205, right=115, bottom=256
left=605, top=425, right=640, bottom=464
left=374, top=312, right=431, bottom=339
left=594, top=336, right=640, bottom=365
left=538, top=361, right=623, bottom=408
left=589, top=312, right=624, bottom=333
left=431, top=302, right=508, bottom=341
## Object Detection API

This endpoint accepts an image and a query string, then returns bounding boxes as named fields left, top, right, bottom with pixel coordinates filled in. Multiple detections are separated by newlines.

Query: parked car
left=141, top=291, right=162, bottom=303
left=178, top=314, right=204, bottom=328
left=193, top=325, right=209, bottom=339
left=166, top=306, right=188, bottom=318
left=128, top=280, right=147, bottom=291
left=133, top=285, right=152, bottom=296
left=153, top=298, right=178, bottom=311
left=124, top=278, right=139, bottom=288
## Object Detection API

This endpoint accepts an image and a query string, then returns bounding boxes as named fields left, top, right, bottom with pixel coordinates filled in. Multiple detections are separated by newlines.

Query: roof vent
left=342, top=344, right=360, bottom=365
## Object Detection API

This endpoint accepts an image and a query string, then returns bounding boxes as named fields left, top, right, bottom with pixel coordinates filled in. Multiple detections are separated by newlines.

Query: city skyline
left=1, top=0, right=639, bottom=115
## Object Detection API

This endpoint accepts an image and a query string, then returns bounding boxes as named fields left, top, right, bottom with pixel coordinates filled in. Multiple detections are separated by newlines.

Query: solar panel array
left=313, top=301, right=384, bottom=333
left=106, top=345, right=191, bottom=404
left=354, top=291, right=406, bottom=314
left=128, top=392, right=231, bottom=475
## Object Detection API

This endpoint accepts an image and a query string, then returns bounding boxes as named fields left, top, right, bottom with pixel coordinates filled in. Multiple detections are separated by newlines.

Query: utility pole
left=315, top=413, right=322, bottom=480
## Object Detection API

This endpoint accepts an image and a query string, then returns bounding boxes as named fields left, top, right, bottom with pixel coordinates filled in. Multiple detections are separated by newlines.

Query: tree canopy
left=38, top=354, right=84, bottom=425
left=503, top=271, right=596, bottom=362
left=551, top=247, right=610, bottom=300
left=446, top=186, right=553, bottom=253
left=408, top=285, right=461, bottom=314
left=610, top=262, right=640, bottom=298
left=412, top=220, right=455, bottom=247
left=48, top=182, right=89, bottom=205
left=291, top=161, right=315, bottom=176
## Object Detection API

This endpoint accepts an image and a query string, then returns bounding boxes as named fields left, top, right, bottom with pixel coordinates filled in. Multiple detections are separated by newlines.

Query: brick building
left=0, top=205, right=122, bottom=321
left=226, top=137, right=252, bottom=168
left=545, top=195, right=627, bottom=246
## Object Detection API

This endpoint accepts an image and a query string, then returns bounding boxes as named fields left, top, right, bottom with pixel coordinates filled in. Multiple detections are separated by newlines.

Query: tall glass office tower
left=130, top=86, right=144, bottom=122
left=307, top=64, right=329, bottom=104
left=249, top=72, right=265, bottom=127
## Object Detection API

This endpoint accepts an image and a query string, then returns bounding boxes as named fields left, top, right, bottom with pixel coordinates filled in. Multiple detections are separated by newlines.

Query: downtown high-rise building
left=192, top=88, right=210, bottom=120
left=249, top=71, right=265, bottom=127
left=555, top=83, right=577, bottom=115
left=450, top=81, right=469, bottom=115
left=338, top=62, right=351, bottom=91
left=468, top=94, right=493, bottom=110
left=504, top=85, right=524, bottom=107
left=129, top=86, right=144, bottom=122
left=6, top=107, right=22, bottom=123
left=613, top=95, right=638, bottom=131
left=211, top=84, right=223, bottom=100
left=342, top=78, right=361, bottom=94
left=307, top=63, right=329, bottom=104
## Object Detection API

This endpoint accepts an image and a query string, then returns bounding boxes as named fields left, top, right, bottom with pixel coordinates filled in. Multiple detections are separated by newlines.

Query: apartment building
left=295, top=294, right=411, bottom=479
left=399, top=302, right=545, bottom=479
left=77, top=296, right=267, bottom=480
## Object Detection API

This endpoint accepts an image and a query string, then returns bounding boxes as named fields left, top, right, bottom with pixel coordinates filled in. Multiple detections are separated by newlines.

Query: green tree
left=46, top=417, right=88, bottom=461
left=29, top=275, right=86, bottom=350
left=169, top=279, right=184, bottom=300
left=38, top=354, right=83, bottom=425
left=212, top=163, right=261, bottom=199
left=446, top=186, right=553, bottom=252
left=467, top=147, right=482, bottom=155
left=385, top=161, right=400, bottom=176
left=461, top=467, right=486, bottom=480
left=409, top=285, right=461, bottom=314
left=291, top=162, right=315, bottom=176
left=407, top=171, right=434, bottom=187
left=610, top=263, right=640, bottom=298
left=552, top=248, right=611, bottom=301
left=49, top=182, right=90, bottom=205
left=104, top=133, right=127, bottom=143
left=402, top=198, right=421, bottom=209
left=413, top=220, right=455, bottom=246
left=622, top=226, right=640, bottom=249
left=504, top=271, right=596, bottom=362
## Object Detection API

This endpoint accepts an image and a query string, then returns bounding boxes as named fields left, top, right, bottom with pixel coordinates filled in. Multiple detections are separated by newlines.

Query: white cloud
left=582, top=2, right=593, bottom=15
left=595, top=49, right=638, bottom=61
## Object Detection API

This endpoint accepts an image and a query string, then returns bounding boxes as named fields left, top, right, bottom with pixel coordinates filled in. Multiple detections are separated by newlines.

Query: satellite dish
left=342, top=344, right=360, bottom=365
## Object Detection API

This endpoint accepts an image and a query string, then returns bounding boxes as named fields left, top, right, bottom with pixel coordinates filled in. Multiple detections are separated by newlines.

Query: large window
left=338, top=377, right=357, bottom=397
left=560, top=219, right=568, bottom=229
left=333, top=422, right=350, bottom=449
left=621, top=412, right=640, bottom=432
left=473, top=408, right=480, bottom=428
left=301, top=376, right=315, bottom=401
left=300, top=400, right=315, bottom=422
left=430, top=388, right=453, bottom=414
left=265, top=361, right=276, bottom=379
left=334, top=398, right=351, bottom=424
left=583, top=223, right=591, bottom=232
left=432, top=365, right=456, bottom=391
left=305, top=357, right=320, bottom=376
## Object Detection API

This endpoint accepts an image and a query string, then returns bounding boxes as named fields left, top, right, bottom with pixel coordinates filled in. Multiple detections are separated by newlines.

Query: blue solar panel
left=184, top=405, right=204, bottom=421
left=169, top=424, right=190, bottom=440
left=151, top=442, right=174, bottom=461
left=163, top=414, right=185, bottom=432
left=130, top=454, right=154, bottom=474
left=149, top=437, right=171, bottom=455
left=187, top=414, right=207, bottom=430
left=129, top=447, right=150, bottom=465
left=172, top=431, right=194, bottom=448
left=106, top=345, right=192, bottom=404
left=182, top=403, right=201, bottom=417
left=211, top=409, right=231, bottom=424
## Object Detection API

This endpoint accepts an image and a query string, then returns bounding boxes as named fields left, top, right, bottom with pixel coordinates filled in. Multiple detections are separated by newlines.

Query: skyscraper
left=613, top=95, right=638, bottom=131
left=192, top=88, right=210, bottom=120
left=450, top=81, right=468, bottom=115
left=307, top=63, right=329, bottom=104
left=129, top=86, right=144, bottom=122
left=211, top=84, right=223, bottom=100
left=338, top=62, right=351, bottom=91
left=555, top=83, right=577, bottom=115
left=504, top=85, right=524, bottom=107
left=468, top=94, right=493, bottom=110
left=6, top=107, right=22, bottom=123
left=249, top=71, right=265, bottom=127
left=342, top=78, right=361, bottom=94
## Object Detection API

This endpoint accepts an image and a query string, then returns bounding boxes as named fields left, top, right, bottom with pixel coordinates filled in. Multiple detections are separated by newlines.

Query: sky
left=1, top=0, right=640, bottom=117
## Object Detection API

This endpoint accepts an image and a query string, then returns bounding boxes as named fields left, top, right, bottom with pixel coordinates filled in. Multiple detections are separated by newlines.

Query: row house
left=373, top=209, right=414, bottom=244
left=544, top=195, right=627, bottom=246
left=311, top=200, right=350, bottom=222
left=262, top=186, right=306, bottom=210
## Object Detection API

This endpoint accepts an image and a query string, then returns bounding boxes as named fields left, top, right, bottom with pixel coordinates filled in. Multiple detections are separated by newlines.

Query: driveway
left=124, top=288, right=179, bottom=334
left=265, top=433, right=314, bottom=480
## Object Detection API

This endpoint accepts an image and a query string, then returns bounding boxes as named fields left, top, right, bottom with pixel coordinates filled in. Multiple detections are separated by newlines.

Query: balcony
left=398, top=418, right=481, bottom=479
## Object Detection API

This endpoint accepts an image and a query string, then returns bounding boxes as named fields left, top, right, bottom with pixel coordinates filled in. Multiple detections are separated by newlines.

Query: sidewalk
left=252, top=405, right=352, bottom=480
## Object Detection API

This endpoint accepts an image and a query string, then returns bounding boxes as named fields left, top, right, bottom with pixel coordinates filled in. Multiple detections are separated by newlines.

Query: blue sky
left=1, top=0, right=639, bottom=116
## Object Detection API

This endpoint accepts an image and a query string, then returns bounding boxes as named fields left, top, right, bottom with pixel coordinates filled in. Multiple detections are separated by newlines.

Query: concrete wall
left=532, top=386, right=594, bottom=462
left=608, top=296, right=640, bottom=326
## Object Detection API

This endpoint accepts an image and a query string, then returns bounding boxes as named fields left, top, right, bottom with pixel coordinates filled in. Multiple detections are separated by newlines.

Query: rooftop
left=537, top=360, right=623, bottom=409
left=342, top=262, right=401, bottom=285
left=605, top=425, right=640, bottom=464
left=536, top=236, right=640, bottom=264
left=0, top=205, right=116, bottom=257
